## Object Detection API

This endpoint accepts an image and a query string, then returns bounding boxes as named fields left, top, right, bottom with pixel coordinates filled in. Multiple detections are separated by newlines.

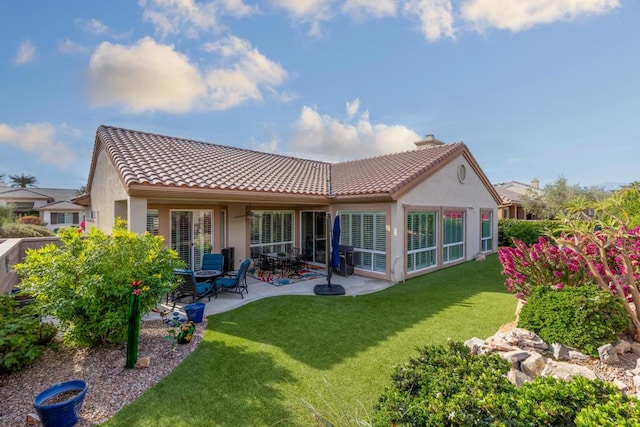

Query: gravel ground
left=0, top=319, right=205, bottom=427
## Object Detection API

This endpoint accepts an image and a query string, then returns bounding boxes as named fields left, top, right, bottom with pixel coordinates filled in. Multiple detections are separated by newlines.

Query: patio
left=150, top=273, right=394, bottom=319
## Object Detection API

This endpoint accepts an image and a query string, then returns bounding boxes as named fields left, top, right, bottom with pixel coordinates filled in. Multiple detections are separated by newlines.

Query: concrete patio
left=150, top=273, right=395, bottom=320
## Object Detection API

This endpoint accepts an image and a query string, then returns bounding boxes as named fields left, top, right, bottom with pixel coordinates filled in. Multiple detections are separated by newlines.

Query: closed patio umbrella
left=314, top=213, right=346, bottom=295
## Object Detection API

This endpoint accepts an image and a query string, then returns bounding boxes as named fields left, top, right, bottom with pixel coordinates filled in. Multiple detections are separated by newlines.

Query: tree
left=75, top=184, right=88, bottom=195
left=521, top=176, right=610, bottom=220
left=9, top=173, right=38, bottom=188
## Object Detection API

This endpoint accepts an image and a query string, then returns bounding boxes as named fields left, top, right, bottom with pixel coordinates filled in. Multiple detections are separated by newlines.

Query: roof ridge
left=334, top=141, right=464, bottom=166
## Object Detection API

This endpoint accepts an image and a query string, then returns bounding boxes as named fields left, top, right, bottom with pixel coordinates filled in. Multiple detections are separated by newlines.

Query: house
left=0, top=186, right=85, bottom=231
left=494, top=180, right=542, bottom=220
left=78, top=125, right=502, bottom=283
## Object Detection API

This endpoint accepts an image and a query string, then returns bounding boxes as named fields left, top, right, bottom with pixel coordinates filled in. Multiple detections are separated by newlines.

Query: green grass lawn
left=105, top=254, right=516, bottom=426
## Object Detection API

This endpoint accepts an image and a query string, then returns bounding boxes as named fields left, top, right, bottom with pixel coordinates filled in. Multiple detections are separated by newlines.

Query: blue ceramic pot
left=33, top=379, right=88, bottom=427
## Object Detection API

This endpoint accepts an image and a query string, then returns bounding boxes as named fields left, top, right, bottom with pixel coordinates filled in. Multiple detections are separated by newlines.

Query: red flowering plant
left=498, top=237, right=593, bottom=299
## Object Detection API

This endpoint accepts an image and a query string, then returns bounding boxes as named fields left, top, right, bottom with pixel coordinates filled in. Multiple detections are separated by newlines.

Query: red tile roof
left=93, top=125, right=492, bottom=201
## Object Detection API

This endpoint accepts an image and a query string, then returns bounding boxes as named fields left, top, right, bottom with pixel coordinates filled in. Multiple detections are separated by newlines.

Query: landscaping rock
left=501, top=350, right=532, bottom=368
left=520, top=352, right=545, bottom=378
left=614, top=379, right=629, bottom=392
left=135, top=357, right=150, bottom=369
left=614, top=339, right=632, bottom=355
left=598, top=344, right=620, bottom=365
left=464, top=337, right=486, bottom=355
left=507, top=368, right=531, bottom=386
left=550, top=343, right=570, bottom=361
left=568, top=350, right=591, bottom=362
left=25, top=413, right=40, bottom=424
left=631, top=342, right=640, bottom=354
left=505, top=328, right=547, bottom=350
left=541, top=359, right=598, bottom=381
left=486, top=334, right=517, bottom=352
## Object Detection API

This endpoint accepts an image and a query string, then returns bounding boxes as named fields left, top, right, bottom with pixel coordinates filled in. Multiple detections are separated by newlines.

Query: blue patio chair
left=201, top=253, right=225, bottom=272
left=171, top=269, right=215, bottom=305
left=213, top=259, right=251, bottom=299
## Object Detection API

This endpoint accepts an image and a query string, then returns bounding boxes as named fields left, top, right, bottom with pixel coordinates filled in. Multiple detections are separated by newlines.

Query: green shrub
left=373, top=341, right=631, bottom=426
left=14, top=220, right=185, bottom=347
left=575, top=393, right=640, bottom=426
left=0, top=223, right=54, bottom=238
left=0, top=294, right=57, bottom=372
left=518, top=285, right=629, bottom=356
left=498, top=219, right=561, bottom=247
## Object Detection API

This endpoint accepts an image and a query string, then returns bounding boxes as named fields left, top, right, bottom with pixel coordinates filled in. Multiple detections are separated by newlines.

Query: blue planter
left=33, top=380, right=88, bottom=427
left=184, top=302, right=205, bottom=323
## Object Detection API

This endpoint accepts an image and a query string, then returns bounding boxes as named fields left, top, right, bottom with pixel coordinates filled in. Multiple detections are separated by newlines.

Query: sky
left=0, top=0, right=638, bottom=191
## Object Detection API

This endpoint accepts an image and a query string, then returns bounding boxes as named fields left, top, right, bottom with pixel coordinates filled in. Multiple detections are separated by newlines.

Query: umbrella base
left=313, top=284, right=346, bottom=296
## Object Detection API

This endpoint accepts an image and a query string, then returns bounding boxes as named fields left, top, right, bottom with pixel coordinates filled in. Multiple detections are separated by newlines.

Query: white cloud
left=83, top=18, right=109, bottom=35
left=342, top=0, right=397, bottom=20
left=87, top=36, right=288, bottom=113
left=270, top=0, right=335, bottom=36
left=139, top=0, right=256, bottom=37
left=57, top=38, right=89, bottom=55
left=15, top=40, right=36, bottom=65
left=403, top=0, right=455, bottom=41
left=88, top=37, right=207, bottom=113
left=346, top=98, right=360, bottom=120
left=460, top=0, right=620, bottom=32
left=202, top=36, right=288, bottom=109
left=289, top=103, right=420, bottom=160
left=0, top=123, right=75, bottom=167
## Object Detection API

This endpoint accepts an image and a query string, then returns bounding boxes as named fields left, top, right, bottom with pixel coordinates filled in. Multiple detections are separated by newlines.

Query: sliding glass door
left=170, top=210, right=213, bottom=270
left=301, top=211, right=327, bottom=265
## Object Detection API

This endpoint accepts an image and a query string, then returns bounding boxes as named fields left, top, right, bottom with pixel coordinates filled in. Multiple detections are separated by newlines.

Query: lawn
left=105, top=255, right=515, bottom=426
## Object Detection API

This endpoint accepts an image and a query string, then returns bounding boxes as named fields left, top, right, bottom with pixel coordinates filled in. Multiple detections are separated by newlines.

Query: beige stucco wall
left=89, top=149, right=129, bottom=233
left=394, top=154, right=498, bottom=283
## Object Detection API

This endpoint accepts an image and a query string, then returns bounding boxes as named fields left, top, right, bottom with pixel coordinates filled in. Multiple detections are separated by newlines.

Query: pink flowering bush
left=498, top=237, right=593, bottom=299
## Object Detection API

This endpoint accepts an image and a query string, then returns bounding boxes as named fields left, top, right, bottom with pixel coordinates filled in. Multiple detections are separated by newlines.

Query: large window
left=443, top=210, right=465, bottom=263
left=50, top=212, right=79, bottom=225
left=146, top=209, right=159, bottom=236
left=481, top=210, right=493, bottom=252
left=250, top=210, right=294, bottom=257
left=407, top=211, right=438, bottom=272
left=339, top=211, right=386, bottom=273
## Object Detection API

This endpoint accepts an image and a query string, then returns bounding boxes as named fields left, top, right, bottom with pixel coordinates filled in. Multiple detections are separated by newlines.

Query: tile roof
left=494, top=187, right=524, bottom=204
left=97, top=126, right=329, bottom=195
left=331, top=143, right=465, bottom=196
left=0, top=187, right=78, bottom=201
left=93, top=125, right=486, bottom=201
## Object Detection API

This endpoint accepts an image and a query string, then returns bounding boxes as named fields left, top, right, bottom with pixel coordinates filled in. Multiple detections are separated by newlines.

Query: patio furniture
left=256, top=253, right=275, bottom=279
left=171, top=269, right=215, bottom=305
left=213, top=259, right=251, bottom=298
left=201, top=253, right=225, bottom=273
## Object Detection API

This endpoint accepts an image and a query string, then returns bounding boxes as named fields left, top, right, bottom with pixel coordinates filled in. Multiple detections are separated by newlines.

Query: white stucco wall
left=89, top=149, right=129, bottom=234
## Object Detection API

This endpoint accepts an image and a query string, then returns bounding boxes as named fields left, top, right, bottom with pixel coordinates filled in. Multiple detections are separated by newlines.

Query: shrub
left=14, top=220, right=185, bottom=347
left=0, top=293, right=57, bottom=372
left=575, top=393, right=640, bottom=426
left=0, top=223, right=54, bottom=238
left=498, top=219, right=561, bottom=247
left=17, top=215, right=43, bottom=226
left=518, top=285, right=629, bottom=356
left=499, top=237, right=593, bottom=299
left=373, top=341, right=632, bottom=426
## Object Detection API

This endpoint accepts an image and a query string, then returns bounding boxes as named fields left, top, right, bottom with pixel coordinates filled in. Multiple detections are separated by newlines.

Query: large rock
left=505, top=328, right=548, bottom=350
left=550, top=343, right=570, bottom=361
left=486, top=334, right=518, bottom=352
left=541, top=359, right=599, bottom=381
left=568, top=350, right=591, bottom=362
left=598, top=344, right=620, bottom=365
left=501, top=350, right=532, bottom=368
left=520, top=352, right=546, bottom=378
left=507, top=368, right=532, bottom=386
left=464, top=337, right=486, bottom=355
left=614, top=339, right=632, bottom=355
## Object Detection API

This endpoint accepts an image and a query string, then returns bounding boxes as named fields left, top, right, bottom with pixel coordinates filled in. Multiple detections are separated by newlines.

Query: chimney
left=531, top=178, right=539, bottom=189
left=414, top=134, right=445, bottom=149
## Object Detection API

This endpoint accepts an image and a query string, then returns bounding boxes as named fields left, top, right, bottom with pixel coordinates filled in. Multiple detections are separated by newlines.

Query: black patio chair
left=171, top=269, right=215, bottom=306
left=213, top=259, right=251, bottom=298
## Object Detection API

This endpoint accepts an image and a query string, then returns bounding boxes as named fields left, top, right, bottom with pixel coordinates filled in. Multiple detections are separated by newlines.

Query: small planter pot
left=33, top=379, right=88, bottom=427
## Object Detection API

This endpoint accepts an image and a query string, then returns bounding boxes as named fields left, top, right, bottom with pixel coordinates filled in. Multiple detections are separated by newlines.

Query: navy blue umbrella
left=330, top=215, right=341, bottom=270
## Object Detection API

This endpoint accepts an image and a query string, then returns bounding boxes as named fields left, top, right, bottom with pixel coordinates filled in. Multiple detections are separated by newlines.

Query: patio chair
left=201, top=253, right=225, bottom=273
left=213, top=259, right=251, bottom=298
left=171, top=269, right=215, bottom=305
left=256, top=253, right=275, bottom=279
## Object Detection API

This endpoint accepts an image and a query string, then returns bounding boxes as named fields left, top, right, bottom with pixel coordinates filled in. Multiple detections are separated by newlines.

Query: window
left=443, top=210, right=465, bottom=263
left=146, top=209, right=159, bottom=236
left=50, top=212, right=79, bottom=225
left=407, top=211, right=438, bottom=272
left=339, top=211, right=386, bottom=273
left=250, top=210, right=294, bottom=256
left=481, top=210, right=493, bottom=252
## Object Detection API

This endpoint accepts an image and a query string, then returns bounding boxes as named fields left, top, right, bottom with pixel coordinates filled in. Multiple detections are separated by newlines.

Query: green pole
left=125, top=292, right=141, bottom=369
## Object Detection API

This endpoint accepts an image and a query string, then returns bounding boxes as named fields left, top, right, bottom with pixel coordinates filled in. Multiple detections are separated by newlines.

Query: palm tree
left=76, top=184, right=88, bottom=196
left=9, top=173, right=38, bottom=188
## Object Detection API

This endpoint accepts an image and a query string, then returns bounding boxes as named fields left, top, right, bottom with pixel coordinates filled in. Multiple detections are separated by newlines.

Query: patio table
left=194, top=269, right=222, bottom=282
left=264, top=253, right=302, bottom=277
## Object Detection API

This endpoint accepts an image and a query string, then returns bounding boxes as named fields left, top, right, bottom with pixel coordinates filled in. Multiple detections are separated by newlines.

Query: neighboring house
left=78, top=125, right=502, bottom=283
left=494, top=180, right=542, bottom=220
left=0, top=186, right=85, bottom=231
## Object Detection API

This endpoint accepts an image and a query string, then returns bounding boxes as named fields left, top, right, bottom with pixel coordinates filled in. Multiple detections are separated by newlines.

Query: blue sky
left=0, top=0, right=637, bottom=190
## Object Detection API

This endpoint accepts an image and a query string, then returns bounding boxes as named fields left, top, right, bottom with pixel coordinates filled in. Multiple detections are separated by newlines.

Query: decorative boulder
left=520, top=352, right=546, bottom=378
left=598, top=343, right=620, bottom=365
